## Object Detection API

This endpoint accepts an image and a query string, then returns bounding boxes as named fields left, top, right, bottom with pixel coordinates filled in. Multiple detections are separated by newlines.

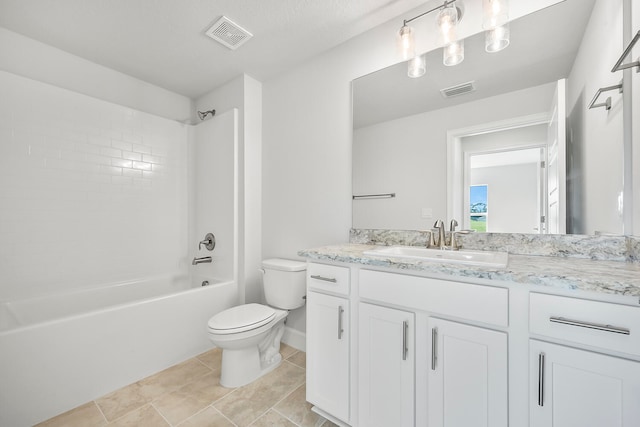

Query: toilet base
left=219, top=318, right=286, bottom=388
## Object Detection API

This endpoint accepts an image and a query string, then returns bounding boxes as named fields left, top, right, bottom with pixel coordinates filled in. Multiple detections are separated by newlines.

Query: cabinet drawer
left=360, top=269, right=508, bottom=327
left=530, top=293, right=640, bottom=357
left=307, top=263, right=350, bottom=295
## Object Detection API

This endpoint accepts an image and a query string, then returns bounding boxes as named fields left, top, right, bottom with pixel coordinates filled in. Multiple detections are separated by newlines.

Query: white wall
left=189, top=110, right=238, bottom=285
left=0, top=71, right=189, bottom=300
left=566, top=0, right=625, bottom=235
left=0, top=27, right=192, bottom=122
left=353, top=83, right=554, bottom=230
left=195, top=75, right=263, bottom=305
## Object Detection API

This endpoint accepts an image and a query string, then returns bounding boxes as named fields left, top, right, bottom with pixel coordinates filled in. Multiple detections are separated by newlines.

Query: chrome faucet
left=434, top=219, right=446, bottom=249
left=192, top=256, right=212, bottom=265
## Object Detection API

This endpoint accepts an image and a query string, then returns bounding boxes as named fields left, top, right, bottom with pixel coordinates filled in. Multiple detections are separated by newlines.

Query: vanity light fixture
left=482, top=0, right=510, bottom=52
left=398, top=0, right=463, bottom=77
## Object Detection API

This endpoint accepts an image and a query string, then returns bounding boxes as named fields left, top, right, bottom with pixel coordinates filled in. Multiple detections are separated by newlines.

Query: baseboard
left=282, top=326, right=306, bottom=352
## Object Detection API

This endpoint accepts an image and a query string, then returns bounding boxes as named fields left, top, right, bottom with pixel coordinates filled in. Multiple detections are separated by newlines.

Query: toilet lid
left=208, top=303, right=276, bottom=334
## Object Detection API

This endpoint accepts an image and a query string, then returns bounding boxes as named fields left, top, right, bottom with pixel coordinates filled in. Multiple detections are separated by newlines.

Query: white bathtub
left=0, top=275, right=238, bottom=427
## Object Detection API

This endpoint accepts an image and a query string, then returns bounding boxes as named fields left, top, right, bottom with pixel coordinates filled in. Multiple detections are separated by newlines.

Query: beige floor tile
left=214, top=362, right=305, bottom=427
left=286, top=351, right=306, bottom=369
left=35, top=401, right=107, bottom=427
left=153, top=372, right=235, bottom=425
left=279, top=343, right=298, bottom=360
left=320, top=420, right=340, bottom=427
left=196, top=348, right=223, bottom=372
left=140, top=357, right=213, bottom=395
left=97, top=358, right=213, bottom=421
left=96, top=381, right=154, bottom=421
left=178, top=406, right=236, bottom=427
left=107, top=404, right=169, bottom=427
left=274, top=384, right=324, bottom=427
left=249, top=409, right=297, bottom=427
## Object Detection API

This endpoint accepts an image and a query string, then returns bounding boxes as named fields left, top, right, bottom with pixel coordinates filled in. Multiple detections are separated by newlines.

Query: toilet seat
left=208, top=303, right=276, bottom=335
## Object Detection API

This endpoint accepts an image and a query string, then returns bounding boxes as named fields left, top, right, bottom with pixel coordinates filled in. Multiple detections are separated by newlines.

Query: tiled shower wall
left=0, top=71, right=189, bottom=300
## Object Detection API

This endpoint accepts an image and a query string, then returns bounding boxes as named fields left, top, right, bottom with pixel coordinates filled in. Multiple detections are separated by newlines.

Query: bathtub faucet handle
left=199, top=233, right=216, bottom=251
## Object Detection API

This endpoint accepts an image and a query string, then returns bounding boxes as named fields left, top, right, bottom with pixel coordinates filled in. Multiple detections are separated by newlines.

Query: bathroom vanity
left=300, top=239, right=640, bottom=427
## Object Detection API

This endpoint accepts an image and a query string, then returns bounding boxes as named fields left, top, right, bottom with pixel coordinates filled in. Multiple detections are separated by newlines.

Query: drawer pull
left=549, top=316, right=630, bottom=335
left=310, top=274, right=337, bottom=283
left=337, top=306, right=344, bottom=340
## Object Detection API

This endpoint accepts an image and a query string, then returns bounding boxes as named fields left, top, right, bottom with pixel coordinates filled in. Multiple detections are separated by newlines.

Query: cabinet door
left=306, top=291, right=350, bottom=423
left=359, top=302, right=414, bottom=427
left=428, top=318, right=508, bottom=427
left=530, top=340, right=640, bottom=427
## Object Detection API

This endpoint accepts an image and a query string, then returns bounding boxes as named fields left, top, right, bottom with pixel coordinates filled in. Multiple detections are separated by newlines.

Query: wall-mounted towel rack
left=588, top=83, right=623, bottom=110
left=352, top=193, right=396, bottom=200
left=611, top=30, right=640, bottom=72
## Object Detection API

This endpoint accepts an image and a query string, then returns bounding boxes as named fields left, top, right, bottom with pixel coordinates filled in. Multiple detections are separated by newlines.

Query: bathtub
left=0, top=275, right=238, bottom=427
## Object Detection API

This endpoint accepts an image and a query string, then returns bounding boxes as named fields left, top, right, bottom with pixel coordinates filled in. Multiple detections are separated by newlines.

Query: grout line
left=92, top=400, right=109, bottom=425
left=271, top=407, right=304, bottom=427
left=150, top=402, right=173, bottom=426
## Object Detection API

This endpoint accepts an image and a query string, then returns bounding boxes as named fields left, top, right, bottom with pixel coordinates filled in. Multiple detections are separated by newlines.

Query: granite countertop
left=299, top=244, right=640, bottom=298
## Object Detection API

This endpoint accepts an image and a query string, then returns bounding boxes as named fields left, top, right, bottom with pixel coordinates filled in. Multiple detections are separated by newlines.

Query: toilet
left=207, top=258, right=307, bottom=387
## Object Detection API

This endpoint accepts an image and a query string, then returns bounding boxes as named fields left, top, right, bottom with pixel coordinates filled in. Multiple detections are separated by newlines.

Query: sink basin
left=363, top=246, right=509, bottom=268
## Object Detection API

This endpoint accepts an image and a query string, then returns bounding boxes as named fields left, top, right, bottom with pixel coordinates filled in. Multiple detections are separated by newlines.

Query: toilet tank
left=262, top=258, right=307, bottom=310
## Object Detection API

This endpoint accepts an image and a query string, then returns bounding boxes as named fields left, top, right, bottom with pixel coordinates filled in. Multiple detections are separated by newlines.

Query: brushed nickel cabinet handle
left=431, top=327, right=437, bottom=370
left=402, top=321, right=409, bottom=361
left=550, top=316, right=630, bottom=335
left=538, top=352, right=545, bottom=407
left=310, top=275, right=337, bottom=283
left=337, top=306, right=344, bottom=340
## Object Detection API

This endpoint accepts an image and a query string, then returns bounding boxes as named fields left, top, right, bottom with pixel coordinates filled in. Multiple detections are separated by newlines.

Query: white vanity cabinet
left=306, top=263, right=351, bottom=425
left=529, top=292, right=640, bottom=426
left=358, top=302, right=415, bottom=427
left=358, top=269, right=509, bottom=427
left=428, top=317, right=508, bottom=427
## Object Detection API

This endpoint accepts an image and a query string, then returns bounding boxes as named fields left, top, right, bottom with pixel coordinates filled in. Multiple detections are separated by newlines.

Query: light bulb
left=398, top=25, right=415, bottom=60
left=437, top=5, right=459, bottom=45
left=482, top=0, right=509, bottom=29
left=408, top=54, right=426, bottom=78
left=485, top=24, right=510, bottom=52
left=443, top=40, right=464, bottom=66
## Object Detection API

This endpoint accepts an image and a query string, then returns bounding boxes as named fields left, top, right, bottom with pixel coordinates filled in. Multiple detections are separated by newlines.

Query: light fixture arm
left=403, top=0, right=458, bottom=26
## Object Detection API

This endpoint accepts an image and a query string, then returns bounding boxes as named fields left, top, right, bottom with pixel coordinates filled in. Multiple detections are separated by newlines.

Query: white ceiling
left=0, top=0, right=431, bottom=99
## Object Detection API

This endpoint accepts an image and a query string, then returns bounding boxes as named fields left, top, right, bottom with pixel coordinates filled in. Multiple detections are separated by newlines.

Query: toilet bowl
left=207, top=259, right=306, bottom=387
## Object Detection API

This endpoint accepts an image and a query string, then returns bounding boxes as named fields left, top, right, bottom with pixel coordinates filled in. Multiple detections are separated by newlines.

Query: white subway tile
left=111, top=158, right=133, bottom=168
left=132, top=143, right=152, bottom=154
left=122, top=150, right=142, bottom=161
left=111, top=139, right=133, bottom=151
left=99, top=165, right=123, bottom=176
left=132, top=161, right=152, bottom=171
left=99, top=147, right=123, bottom=158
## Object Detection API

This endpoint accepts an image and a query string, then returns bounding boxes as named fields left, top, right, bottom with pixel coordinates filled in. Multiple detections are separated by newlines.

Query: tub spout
left=192, top=256, right=212, bottom=265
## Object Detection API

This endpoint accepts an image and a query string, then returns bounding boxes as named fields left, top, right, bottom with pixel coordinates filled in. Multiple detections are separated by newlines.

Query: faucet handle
left=198, top=232, right=216, bottom=251
left=449, top=219, right=458, bottom=232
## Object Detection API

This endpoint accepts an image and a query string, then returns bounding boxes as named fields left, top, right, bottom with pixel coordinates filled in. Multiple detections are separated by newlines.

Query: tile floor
left=36, top=345, right=337, bottom=427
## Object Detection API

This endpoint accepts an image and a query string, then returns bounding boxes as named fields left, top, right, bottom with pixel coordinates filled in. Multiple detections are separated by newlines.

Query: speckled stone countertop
left=298, top=244, right=640, bottom=298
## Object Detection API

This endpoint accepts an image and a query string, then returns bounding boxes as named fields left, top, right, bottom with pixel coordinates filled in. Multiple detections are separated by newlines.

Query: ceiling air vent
left=440, top=81, right=476, bottom=98
left=205, top=16, right=253, bottom=50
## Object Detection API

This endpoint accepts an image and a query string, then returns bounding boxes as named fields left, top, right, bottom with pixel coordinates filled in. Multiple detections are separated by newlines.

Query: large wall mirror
left=353, top=0, right=628, bottom=235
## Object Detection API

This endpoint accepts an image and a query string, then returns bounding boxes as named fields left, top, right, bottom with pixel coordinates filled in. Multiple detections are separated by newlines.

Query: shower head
left=197, top=109, right=216, bottom=121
